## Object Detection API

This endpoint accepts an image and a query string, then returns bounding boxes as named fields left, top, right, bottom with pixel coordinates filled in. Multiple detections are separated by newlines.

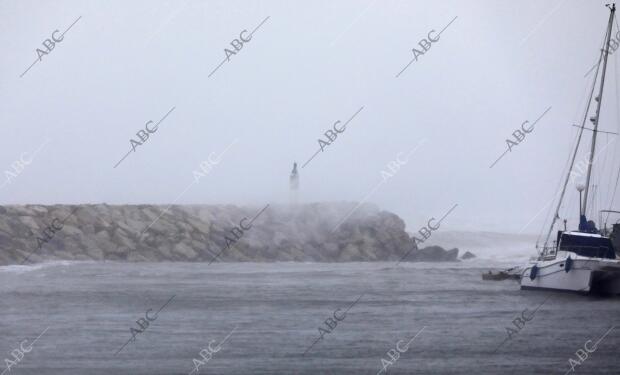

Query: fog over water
left=1, top=1, right=620, bottom=236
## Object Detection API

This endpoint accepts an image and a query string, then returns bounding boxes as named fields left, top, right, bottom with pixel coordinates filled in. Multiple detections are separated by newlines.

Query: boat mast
left=582, top=3, right=616, bottom=216
left=541, top=4, right=616, bottom=250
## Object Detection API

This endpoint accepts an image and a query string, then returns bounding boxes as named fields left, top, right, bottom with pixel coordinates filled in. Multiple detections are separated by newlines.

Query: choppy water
left=1, top=260, right=618, bottom=374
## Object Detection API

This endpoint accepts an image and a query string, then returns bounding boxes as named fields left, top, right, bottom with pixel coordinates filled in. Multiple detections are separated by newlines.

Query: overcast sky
left=1, top=0, right=619, bottom=235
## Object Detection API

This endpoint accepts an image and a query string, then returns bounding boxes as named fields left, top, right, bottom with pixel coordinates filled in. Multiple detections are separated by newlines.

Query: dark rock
left=406, top=245, right=460, bottom=262
left=461, top=251, right=476, bottom=260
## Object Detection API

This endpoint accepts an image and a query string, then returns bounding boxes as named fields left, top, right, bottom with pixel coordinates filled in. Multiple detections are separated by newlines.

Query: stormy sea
left=1, top=259, right=618, bottom=375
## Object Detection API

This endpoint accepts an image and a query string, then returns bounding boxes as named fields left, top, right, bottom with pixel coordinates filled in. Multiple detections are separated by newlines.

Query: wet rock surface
left=0, top=203, right=464, bottom=265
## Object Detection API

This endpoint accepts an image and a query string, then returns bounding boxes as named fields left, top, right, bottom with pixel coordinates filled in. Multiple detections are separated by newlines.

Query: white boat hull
left=520, top=252, right=620, bottom=294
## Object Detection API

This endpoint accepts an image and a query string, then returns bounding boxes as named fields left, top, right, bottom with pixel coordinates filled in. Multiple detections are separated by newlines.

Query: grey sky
left=1, top=0, right=619, bottom=234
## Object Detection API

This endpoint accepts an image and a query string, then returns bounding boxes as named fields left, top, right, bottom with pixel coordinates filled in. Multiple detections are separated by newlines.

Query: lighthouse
left=289, top=162, right=299, bottom=205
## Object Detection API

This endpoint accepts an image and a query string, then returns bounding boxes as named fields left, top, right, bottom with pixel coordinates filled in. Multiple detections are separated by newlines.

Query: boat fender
left=565, top=257, right=573, bottom=273
left=529, top=265, right=538, bottom=280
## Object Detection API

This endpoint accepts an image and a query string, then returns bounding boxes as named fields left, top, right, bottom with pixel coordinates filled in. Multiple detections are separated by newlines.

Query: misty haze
left=1, top=1, right=620, bottom=374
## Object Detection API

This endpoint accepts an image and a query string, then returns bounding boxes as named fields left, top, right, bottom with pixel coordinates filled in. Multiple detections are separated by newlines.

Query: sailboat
left=520, top=3, right=620, bottom=294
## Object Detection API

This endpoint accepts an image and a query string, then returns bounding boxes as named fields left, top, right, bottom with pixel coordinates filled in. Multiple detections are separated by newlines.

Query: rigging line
left=536, top=144, right=571, bottom=246
left=615, top=14, right=620, bottom=132
left=536, top=129, right=579, bottom=247
left=597, top=132, right=610, bottom=213
left=605, top=30, right=620, bottom=225
left=585, top=15, right=616, bottom=220
left=585, top=16, right=613, bottom=80
left=566, top=188, right=576, bottom=227
left=603, top=133, right=616, bottom=219
left=606, top=163, right=620, bottom=224
left=536, top=79, right=597, bottom=247
left=602, top=14, right=620, bottom=224
left=543, top=58, right=605, bottom=233
left=583, top=12, right=615, bottom=214
left=589, top=184, right=596, bottom=220
left=536, top=96, right=591, bottom=247
left=599, top=146, right=606, bottom=219
left=542, top=27, right=608, bottom=249
left=587, top=139, right=610, bottom=219
left=587, top=103, right=608, bottom=219
left=604, top=132, right=618, bottom=201
left=597, top=183, right=601, bottom=220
